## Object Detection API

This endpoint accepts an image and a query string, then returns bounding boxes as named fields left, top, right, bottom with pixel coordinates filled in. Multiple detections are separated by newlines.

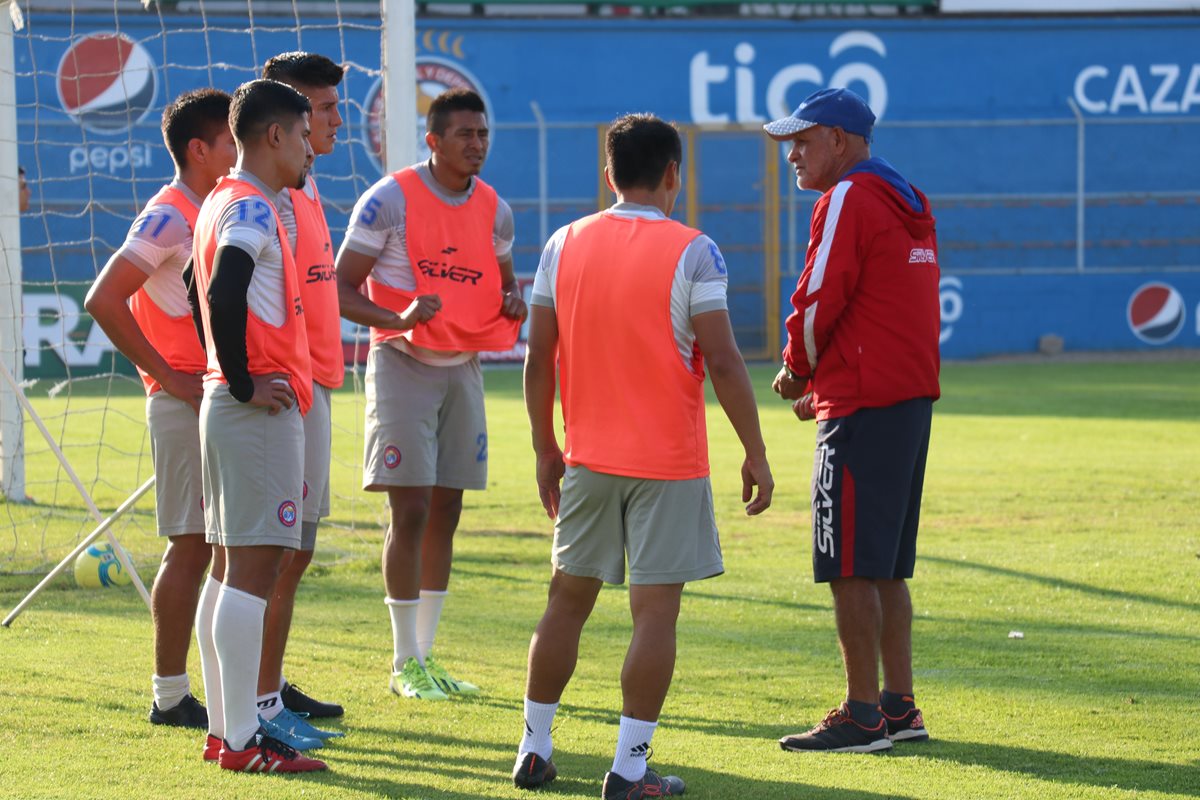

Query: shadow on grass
left=685, top=588, right=827, bottom=613
left=464, top=696, right=799, bottom=743
left=905, top=739, right=1200, bottom=797
left=324, top=726, right=916, bottom=799
left=453, top=564, right=546, bottom=586
left=462, top=528, right=549, bottom=539
left=0, top=593, right=149, bottom=626
left=922, top=554, right=1200, bottom=613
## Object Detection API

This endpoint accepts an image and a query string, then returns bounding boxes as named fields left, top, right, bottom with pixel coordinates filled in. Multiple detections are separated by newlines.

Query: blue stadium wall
left=13, top=14, right=1200, bottom=377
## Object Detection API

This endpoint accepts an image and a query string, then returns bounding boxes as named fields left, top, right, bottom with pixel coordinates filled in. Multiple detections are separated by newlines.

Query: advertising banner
left=780, top=272, right=1200, bottom=359
left=942, top=1, right=1200, bottom=12
left=13, top=13, right=1199, bottom=378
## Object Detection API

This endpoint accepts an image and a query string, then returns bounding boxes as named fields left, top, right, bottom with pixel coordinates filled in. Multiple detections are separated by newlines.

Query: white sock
left=278, top=675, right=287, bottom=692
left=416, top=589, right=448, bottom=661
left=611, top=716, right=658, bottom=783
left=213, top=584, right=268, bottom=751
left=519, top=698, right=558, bottom=760
left=195, top=575, right=224, bottom=739
left=386, top=597, right=421, bottom=672
left=151, top=673, right=190, bottom=711
left=256, top=690, right=284, bottom=722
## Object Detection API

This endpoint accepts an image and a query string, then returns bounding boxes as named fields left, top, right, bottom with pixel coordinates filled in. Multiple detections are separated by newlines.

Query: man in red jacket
left=766, top=88, right=940, bottom=754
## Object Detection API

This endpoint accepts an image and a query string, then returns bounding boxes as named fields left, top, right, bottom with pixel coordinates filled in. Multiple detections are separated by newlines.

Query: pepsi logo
left=363, top=55, right=492, bottom=173
left=277, top=500, right=298, bottom=528
left=1127, top=282, right=1185, bottom=345
left=383, top=445, right=402, bottom=469
left=57, top=32, right=158, bottom=134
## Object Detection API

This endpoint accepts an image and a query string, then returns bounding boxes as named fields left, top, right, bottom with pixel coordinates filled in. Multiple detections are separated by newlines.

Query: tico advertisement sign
left=22, top=15, right=1200, bottom=195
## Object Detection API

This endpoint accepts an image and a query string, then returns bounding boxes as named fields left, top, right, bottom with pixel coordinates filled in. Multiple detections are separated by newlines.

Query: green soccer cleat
left=424, top=655, right=481, bottom=695
left=389, top=657, right=448, bottom=701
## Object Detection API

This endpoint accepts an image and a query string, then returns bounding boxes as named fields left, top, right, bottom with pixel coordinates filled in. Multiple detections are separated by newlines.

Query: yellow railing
left=594, top=122, right=784, bottom=360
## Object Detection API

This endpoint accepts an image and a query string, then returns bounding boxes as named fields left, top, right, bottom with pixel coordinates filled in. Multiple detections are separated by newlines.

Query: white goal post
left=1, top=3, right=26, bottom=503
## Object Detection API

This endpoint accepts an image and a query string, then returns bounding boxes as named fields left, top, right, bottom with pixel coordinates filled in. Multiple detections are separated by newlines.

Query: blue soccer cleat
left=274, top=707, right=344, bottom=740
left=258, top=712, right=324, bottom=751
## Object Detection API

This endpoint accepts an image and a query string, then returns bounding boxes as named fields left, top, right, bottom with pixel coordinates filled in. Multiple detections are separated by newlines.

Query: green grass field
left=1, top=361, right=1198, bottom=799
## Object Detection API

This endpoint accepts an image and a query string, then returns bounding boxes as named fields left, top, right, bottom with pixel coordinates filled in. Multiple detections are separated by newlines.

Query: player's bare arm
left=498, top=255, right=527, bottom=321
left=335, top=247, right=441, bottom=330
left=693, top=309, right=773, bottom=516
left=85, top=256, right=204, bottom=412
left=523, top=304, right=562, bottom=519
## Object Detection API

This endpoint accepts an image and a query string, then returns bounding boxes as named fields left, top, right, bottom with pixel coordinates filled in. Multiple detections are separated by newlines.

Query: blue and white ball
left=73, top=543, right=132, bottom=588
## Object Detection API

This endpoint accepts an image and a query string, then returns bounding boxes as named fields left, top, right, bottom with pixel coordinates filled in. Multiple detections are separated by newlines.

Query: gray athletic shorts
left=362, top=344, right=487, bottom=491
left=302, top=382, right=332, bottom=530
left=553, top=465, right=723, bottom=586
left=199, top=385, right=304, bottom=549
left=146, top=391, right=204, bottom=537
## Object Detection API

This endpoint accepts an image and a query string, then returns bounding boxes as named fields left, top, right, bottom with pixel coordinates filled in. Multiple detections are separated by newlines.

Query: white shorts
left=146, top=391, right=204, bottom=537
left=553, top=465, right=723, bottom=585
left=362, top=344, right=487, bottom=491
left=199, top=385, right=304, bottom=549
left=302, top=382, right=332, bottom=527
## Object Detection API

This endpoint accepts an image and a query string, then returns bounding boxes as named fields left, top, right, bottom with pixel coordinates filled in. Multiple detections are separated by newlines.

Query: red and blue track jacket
left=783, top=157, right=941, bottom=420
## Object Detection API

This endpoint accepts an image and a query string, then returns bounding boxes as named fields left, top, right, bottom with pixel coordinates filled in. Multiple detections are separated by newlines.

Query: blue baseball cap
left=763, top=88, right=875, bottom=141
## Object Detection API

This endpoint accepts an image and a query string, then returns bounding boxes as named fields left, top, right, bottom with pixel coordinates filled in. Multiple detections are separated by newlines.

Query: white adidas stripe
left=806, top=181, right=852, bottom=298
left=803, top=181, right=852, bottom=372
left=803, top=304, right=819, bottom=373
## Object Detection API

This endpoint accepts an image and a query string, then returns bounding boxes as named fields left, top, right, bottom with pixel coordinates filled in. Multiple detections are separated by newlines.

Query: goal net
left=0, top=0, right=414, bottom=578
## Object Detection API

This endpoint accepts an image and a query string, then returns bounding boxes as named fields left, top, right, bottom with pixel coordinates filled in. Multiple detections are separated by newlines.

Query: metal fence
left=487, top=112, right=1200, bottom=354
left=17, top=112, right=1200, bottom=366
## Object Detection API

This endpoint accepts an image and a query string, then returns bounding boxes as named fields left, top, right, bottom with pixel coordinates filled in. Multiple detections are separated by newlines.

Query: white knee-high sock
left=519, top=698, right=558, bottom=759
left=416, top=589, right=448, bottom=661
left=213, top=584, right=268, bottom=751
left=195, top=575, right=224, bottom=739
left=386, top=597, right=421, bottom=672
left=611, top=716, right=658, bottom=782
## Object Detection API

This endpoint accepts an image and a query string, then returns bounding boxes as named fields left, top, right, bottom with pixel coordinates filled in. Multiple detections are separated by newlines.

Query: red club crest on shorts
left=383, top=445, right=402, bottom=469
left=278, top=501, right=298, bottom=528
left=302, top=481, right=309, bottom=500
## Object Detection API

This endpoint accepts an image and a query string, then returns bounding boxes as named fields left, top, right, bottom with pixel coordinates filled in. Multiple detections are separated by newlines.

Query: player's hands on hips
left=535, top=447, right=565, bottom=520
left=394, top=294, right=442, bottom=330
left=793, top=393, right=816, bottom=421
left=500, top=289, right=528, bottom=321
left=772, top=366, right=806, bottom=401
left=162, top=369, right=204, bottom=414
left=741, top=453, right=773, bottom=516
left=249, top=373, right=295, bottom=415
